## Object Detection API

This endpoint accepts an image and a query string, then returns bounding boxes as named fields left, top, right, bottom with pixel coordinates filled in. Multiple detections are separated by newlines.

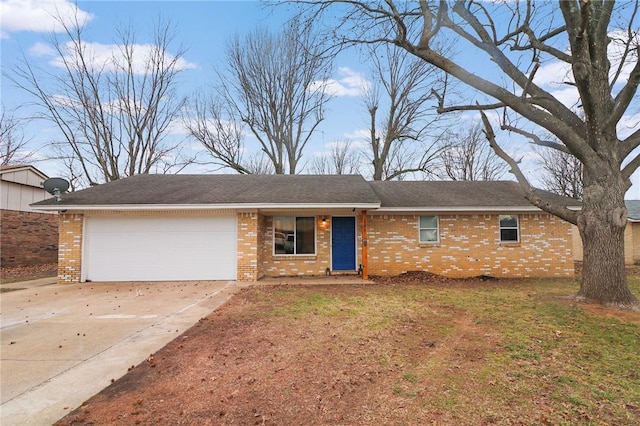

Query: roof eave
left=30, top=202, right=382, bottom=212
left=32, top=203, right=581, bottom=213
left=374, top=205, right=581, bottom=213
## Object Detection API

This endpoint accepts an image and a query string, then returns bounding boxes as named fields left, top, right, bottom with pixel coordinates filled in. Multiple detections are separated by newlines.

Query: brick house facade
left=36, top=175, right=579, bottom=284
left=55, top=210, right=574, bottom=284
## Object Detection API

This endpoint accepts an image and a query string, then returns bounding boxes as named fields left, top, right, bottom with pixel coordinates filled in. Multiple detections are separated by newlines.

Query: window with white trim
left=274, top=216, right=316, bottom=255
left=419, top=215, right=439, bottom=243
left=499, top=214, right=519, bottom=242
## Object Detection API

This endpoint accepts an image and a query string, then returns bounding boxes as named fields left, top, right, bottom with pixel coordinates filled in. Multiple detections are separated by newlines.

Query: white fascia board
left=374, top=205, right=582, bottom=213
left=31, top=202, right=381, bottom=212
left=374, top=206, right=540, bottom=212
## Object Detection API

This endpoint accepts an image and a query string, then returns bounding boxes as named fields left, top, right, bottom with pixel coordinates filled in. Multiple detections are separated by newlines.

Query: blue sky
left=1, top=0, right=638, bottom=199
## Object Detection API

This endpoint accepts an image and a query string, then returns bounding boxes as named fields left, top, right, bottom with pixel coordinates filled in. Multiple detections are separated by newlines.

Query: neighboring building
left=1, top=165, right=58, bottom=267
left=572, top=200, right=640, bottom=265
left=31, top=174, right=580, bottom=284
left=626, top=201, right=640, bottom=264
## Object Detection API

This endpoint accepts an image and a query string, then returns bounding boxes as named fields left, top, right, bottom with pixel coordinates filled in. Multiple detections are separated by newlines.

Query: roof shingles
left=368, top=180, right=581, bottom=208
left=33, top=174, right=381, bottom=206
left=32, top=174, right=582, bottom=210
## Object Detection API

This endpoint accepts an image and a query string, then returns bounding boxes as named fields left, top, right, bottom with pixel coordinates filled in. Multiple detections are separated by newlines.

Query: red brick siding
left=0, top=209, right=58, bottom=267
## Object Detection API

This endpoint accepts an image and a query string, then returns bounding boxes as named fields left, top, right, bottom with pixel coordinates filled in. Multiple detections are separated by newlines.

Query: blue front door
left=332, top=216, right=356, bottom=271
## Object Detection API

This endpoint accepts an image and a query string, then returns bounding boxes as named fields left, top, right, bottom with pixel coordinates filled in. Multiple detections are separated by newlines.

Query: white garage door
left=84, top=215, right=237, bottom=281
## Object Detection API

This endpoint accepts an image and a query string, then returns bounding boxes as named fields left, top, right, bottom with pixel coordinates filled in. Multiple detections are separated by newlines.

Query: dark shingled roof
left=626, top=200, right=640, bottom=221
left=33, top=174, right=381, bottom=206
left=368, top=180, right=581, bottom=209
left=32, top=174, right=583, bottom=210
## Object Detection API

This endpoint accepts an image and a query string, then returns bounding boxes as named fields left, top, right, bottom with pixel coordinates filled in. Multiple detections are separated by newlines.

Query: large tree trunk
left=577, top=173, right=637, bottom=307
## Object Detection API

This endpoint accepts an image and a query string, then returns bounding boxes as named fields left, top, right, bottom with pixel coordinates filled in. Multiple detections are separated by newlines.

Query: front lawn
left=58, top=276, right=640, bottom=425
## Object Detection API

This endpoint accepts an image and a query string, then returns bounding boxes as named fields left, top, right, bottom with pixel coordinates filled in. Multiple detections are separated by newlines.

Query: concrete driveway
left=0, top=278, right=244, bottom=426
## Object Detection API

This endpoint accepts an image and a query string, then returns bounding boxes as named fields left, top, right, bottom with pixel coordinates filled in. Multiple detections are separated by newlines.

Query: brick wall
left=367, top=213, right=574, bottom=278
left=0, top=209, right=58, bottom=267
left=237, top=211, right=260, bottom=281
left=58, top=213, right=83, bottom=284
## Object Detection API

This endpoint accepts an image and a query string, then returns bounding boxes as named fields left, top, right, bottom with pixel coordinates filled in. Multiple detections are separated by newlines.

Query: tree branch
left=501, top=124, right=570, bottom=153
left=480, top=110, right=578, bottom=224
left=622, top=153, right=640, bottom=180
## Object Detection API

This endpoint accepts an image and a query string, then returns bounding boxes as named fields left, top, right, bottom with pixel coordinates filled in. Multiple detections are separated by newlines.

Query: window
left=499, top=214, right=519, bottom=242
left=419, top=215, right=439, bottom=243
left=274, top=216, right=315, bottom=255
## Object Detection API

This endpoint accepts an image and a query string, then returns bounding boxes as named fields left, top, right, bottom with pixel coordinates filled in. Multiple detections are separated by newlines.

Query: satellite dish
left=42, top=178, right=70, bottom=202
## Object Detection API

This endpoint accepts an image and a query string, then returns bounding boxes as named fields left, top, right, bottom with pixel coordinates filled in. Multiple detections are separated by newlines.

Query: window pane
left=500, top=228, right=518, bottom=242
left=296, top=217, right=315, bottom=254
left=420, top=229, right=437, bottom=242
left=420, top=215, right=437, bottom=228
left=499, top=215, right=518, bottom=228
left=274, top=217, right=294, bottom=254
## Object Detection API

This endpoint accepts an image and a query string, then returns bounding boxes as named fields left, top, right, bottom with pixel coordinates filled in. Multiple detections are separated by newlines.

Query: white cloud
left=28, top=41, right=56, bottom=57
left=311, top=67, right=371, bottom=97
left=166, top=119, right=190, bottom=136
left=35, top=40, right=197, bottom=74
left=0, top=0, right=93, bottom=36
left=534, top=60, right=573, bottom=87
left=548, top=86, right=581, bottom=110
left=343, top=128, right=372, bottom=142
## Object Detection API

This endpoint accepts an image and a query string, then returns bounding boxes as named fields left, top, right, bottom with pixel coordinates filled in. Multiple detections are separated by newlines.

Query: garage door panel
left=85, top=216, right=237, bottom=282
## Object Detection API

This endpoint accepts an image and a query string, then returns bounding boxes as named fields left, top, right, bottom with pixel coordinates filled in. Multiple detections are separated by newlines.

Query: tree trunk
left=372, top=160, right=383, bottom=181
left=577, top=175, right=637, bottom=307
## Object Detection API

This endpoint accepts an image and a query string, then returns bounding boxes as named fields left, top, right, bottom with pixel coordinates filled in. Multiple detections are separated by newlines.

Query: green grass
left=247, top=277, right=640, bottom=424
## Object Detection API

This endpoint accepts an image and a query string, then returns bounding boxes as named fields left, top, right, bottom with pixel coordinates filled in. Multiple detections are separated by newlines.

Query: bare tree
left=364, top=44, right=445, bottom=180
left=308, top=139, right=361, bottom=174
left=244, top=155, right=275, bottom=175
left=8, top=15, right=191, bottom=185
left=191, top=18, right=331, bottom=175
left=185, top=96, right=252, bottom=174
left=0, top=107, right=33, bottom=166
left=437, top=122, right=507, bottom=181
left=539, top=147, right=584, bottom=200
left=295, top=1, right=640, bottom=307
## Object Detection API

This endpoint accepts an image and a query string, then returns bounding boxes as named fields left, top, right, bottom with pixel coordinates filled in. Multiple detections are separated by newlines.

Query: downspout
left=362, top=210, right=368, bottom=280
